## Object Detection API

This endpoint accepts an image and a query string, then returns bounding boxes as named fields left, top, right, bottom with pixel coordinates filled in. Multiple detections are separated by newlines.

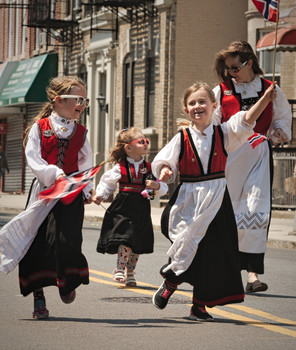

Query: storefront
left=0, top=53, right=58, bottom=193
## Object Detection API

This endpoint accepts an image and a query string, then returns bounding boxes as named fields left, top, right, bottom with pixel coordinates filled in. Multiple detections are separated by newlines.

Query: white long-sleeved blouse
left=96, top=156, right=168, bottom=200
left=25, top=112, right=93, bottom=197
left=212, top=76, right=292, bottom=141
left=151, top=112, right=257, bottom=275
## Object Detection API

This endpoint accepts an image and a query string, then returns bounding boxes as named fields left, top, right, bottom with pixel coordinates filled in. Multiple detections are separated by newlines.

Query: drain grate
left=101, top=297, right=190, bottom=304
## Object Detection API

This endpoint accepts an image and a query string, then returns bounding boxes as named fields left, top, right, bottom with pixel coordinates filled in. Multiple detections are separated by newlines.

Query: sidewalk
left=0, top=192, right=295, bottom=249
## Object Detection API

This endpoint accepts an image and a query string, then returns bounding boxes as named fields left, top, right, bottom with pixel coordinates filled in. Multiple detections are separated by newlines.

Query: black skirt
left=97, top=192, right=154, bottom=254
left=239, top=252, right=265, bottom=274
left=161, top=187, right=245, bottom=307
left=19, top=193, right=89, bottom=297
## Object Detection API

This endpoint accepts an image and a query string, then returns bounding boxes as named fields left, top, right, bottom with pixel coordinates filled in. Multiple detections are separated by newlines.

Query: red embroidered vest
left=119, top=160, right=152, bottom=193
left=179, top=127, right=227, bottom=182
left=38, top=118, right=87, bottom=175
left=220, top=78, right=273, bottom=136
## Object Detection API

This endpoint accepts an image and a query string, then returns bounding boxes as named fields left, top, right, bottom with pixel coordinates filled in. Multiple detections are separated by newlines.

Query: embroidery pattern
left=236, top=211, right=270, bottom=230
left=57, top=139, right=69, bottom=169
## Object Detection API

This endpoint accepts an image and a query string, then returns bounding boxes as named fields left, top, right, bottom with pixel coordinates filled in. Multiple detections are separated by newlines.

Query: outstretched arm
left=244, top=82, right=277, bottom=125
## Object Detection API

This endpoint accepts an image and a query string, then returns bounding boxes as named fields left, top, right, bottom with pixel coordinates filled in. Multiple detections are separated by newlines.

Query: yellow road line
left=229, top=304, right=296, bottom=326
left=89, top=269, right=296, bottom=338
left=209, top=308, right=296, bottom=338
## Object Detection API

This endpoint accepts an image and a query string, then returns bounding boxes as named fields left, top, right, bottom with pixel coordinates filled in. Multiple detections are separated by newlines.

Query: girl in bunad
left=152, top=81, right=277, bottom=321
left=93, top=127, right=168, bottom=287
left=213, top=41, right=292, bottom=293
left=0, top=76, right=93, bottom=319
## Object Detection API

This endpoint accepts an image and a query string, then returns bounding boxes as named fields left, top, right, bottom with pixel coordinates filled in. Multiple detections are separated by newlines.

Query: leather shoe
left=246, top=280, right=268, bottom=293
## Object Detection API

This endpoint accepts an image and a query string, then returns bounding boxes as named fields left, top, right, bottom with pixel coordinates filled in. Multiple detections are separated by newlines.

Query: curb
left=1, top=207, right=295, bottom=250
left=267, top=239, right=296, bottom=250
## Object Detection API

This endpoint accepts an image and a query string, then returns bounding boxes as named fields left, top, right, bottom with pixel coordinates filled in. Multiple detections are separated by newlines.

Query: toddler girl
left=93, top=127, right=167, bottom=286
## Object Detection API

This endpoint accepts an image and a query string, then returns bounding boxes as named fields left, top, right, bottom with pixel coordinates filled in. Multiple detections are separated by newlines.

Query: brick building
left=0, top=0, right=295, bottom=201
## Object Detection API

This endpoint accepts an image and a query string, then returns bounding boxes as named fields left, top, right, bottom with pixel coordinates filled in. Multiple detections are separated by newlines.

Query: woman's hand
left=263, top=82, right=277, bottom=102
left=271, top=128, right=289, bottom=145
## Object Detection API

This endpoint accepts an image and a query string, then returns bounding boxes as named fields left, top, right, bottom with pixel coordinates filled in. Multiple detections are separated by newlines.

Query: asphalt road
left=0, top=213, right=296, bottom=350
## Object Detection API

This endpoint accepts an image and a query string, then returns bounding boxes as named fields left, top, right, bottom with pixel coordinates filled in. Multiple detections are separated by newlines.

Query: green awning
left=0, top=61, right=19, bottom=95
left=0, top=53, right=58, bottom=106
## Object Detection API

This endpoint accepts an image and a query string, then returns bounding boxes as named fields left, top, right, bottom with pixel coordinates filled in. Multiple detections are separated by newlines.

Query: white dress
left=152, top=112, right=255, bottom=276
left=0, top=113, right=93, bottom=274
left=213, top=76, right=292, bottom=256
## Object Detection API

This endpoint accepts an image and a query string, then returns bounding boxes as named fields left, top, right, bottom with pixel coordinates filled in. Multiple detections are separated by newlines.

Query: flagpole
left=272, top=0, right=280, bottom=83
left=100, top=203, right=111, bottom=214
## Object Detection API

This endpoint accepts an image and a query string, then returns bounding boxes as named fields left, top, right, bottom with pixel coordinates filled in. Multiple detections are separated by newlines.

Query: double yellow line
left=89, top=269, right=296, bottom=338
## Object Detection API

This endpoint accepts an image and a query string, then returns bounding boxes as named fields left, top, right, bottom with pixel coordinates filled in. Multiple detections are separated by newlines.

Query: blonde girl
left=152, top=81, right=276, bottom=321
left=1, top=76, right=93, bottom=319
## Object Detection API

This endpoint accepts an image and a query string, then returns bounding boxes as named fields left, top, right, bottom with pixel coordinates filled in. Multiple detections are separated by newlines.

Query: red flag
left=38, top=165, right=102, bottom=204
left=248, top=133, right=267, bottom=149
left=252, top=0, right=278, bottom=22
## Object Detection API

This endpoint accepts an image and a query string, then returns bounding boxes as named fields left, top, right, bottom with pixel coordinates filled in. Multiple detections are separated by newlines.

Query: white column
left=86, top=52, right=99, bottom=164
left=103, top=48, right=116, bottom=162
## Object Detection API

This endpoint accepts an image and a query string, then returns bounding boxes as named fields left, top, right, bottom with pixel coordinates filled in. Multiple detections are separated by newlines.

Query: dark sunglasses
left=226, top=60, right=248, bottom=73
left=129, top=138, right=150, bottom=145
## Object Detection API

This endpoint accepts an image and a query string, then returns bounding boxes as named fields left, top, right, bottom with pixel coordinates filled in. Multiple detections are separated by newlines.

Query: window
left=145, top=57, right=155, bottom=127
left=257, top=30, right=281, bottom=85
left=123, top=54, right=134, bottom=128
left=78, top=64, right=88, bottom=126
left=258, top=49, right=281, bottom=85
left=65, top=0, right=71, bottom=17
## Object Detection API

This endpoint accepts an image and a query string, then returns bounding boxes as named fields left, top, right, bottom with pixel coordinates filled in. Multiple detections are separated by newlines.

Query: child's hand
left=84, top=196, right=93, bottom=205
left=159, top=166, right=173, bottom=182
left=145, top=179, right=160, bottom=190
left=56, top=174, right=65, bottom=181
left=84, top=189, right=96, bottom=205
left=93, top=194, right=104, bottom=206
left=264, top=82, right=277, bottom=102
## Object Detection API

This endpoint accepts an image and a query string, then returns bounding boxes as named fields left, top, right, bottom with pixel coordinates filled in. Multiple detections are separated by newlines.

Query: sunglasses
left=58, top=95, right=90, bottom=107
left=129, top=138, right=150, bottom=145
left=226, top=60, right=248, bottom=73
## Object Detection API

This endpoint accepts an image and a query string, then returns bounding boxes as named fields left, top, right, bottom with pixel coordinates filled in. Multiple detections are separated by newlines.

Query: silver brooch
left=43, top=129, right=54, bottom=137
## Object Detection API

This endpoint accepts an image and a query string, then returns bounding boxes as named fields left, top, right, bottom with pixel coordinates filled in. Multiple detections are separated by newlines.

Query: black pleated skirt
left=19, top=193, right=89, bottom=297
left=161, top=187, right=245, bottom=307
left=97, top=192, right=154, bottom=254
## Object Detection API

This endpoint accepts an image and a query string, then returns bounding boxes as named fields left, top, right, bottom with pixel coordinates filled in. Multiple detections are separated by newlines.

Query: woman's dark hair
left=214, top=40, right=264, bottom=82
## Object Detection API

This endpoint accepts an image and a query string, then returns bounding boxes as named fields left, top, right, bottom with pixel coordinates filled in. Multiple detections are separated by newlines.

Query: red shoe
left=61, top=290, right=76, bottom=304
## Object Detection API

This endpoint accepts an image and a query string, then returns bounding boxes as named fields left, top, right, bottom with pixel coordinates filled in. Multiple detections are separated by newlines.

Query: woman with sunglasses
left=93, top=127, right=167, bottom=287
left=213, top=41, right=292, bottom=294
left=0, top=76, right=93, bottom=319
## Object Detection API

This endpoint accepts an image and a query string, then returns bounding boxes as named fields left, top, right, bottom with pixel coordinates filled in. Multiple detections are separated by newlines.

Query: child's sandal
left=113, top=269, right=126, bottom=283
left=125, top=271, right=137, bottom=287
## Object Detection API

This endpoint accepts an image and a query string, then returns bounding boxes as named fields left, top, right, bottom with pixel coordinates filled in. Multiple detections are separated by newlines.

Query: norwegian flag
left=252, top=0, right=278, bottom=22
left=248, top=133, right=267, bottom=149
left=38, top=164, right=102, bottom=205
